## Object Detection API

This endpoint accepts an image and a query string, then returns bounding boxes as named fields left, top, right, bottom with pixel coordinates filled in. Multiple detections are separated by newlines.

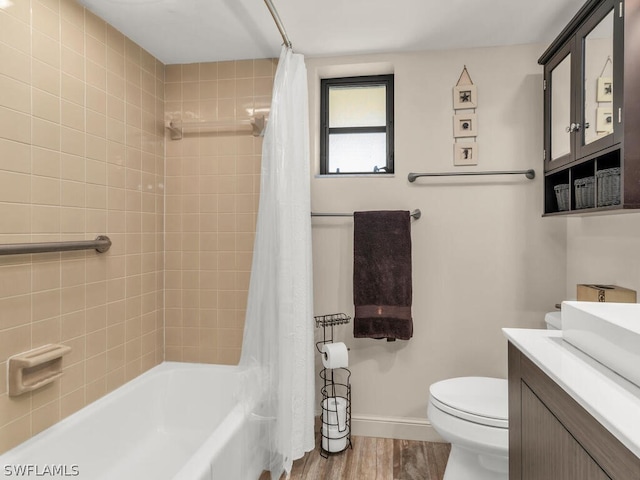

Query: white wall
left=566, top=214, right=640, bottom=297
left=306, top=44, right=567, bottom=440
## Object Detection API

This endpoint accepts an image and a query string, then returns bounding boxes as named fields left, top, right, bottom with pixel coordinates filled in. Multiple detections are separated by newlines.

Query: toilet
left=428, top=376, right=509, bottom=480
left=544, top=311, right=562, bottom=330
left=427, top=311, right=561, bottom=479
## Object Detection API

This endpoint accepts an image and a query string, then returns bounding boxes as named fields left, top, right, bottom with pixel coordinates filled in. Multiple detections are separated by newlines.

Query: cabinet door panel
left=550, top=53, right=573, bottom=160
left=521, top=383, right=611, bottom=480
left=577, top=0, right=617, bottom=159
left=544, top=40, right=575, bottom=172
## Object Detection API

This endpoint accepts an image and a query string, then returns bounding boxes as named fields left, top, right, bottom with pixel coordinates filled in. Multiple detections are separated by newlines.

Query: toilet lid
left=429, top=377, right=508, bottom=429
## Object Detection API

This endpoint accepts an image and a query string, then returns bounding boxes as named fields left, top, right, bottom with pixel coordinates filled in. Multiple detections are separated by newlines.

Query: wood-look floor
left=259, top=436, right=451, bottom=480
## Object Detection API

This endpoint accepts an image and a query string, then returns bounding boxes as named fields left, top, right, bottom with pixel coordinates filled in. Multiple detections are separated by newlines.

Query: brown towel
left=353, top=210, right=413, bottom=341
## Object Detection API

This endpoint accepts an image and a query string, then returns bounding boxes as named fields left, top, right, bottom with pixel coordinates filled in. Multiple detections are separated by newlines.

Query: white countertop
left=503, top=328, right=640, bottom=458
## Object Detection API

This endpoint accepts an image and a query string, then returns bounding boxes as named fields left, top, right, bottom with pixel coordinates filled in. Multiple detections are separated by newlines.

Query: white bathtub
left=0, top=362, right=265, bottom=479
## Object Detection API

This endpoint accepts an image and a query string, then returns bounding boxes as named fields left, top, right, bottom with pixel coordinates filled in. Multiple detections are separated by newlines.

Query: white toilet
left=427, top=311, right=561, bottom=480
left=544, top=311, right=562, bottom=330
left=428, top=376, right=509, bottom=480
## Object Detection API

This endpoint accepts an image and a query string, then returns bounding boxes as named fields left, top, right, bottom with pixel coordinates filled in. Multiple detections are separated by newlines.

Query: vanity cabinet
left=540, top=0, right=640, bottom=214
left=508, top=343, right=640, bottom=479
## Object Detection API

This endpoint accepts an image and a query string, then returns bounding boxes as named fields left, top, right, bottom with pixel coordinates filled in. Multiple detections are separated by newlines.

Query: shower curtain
left=239, top=46, right=315, bottom=480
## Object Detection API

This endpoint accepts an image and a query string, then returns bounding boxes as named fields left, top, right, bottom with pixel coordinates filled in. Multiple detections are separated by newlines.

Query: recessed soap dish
left=8, top=344, right=72, bottom=397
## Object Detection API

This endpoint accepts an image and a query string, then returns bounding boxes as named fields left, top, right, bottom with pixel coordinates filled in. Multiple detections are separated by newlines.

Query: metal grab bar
left=0, top=236, right=112, bottom=256
left=408, top=169, right=535, bottom=182
left=311, top=209, right=421, bottom=220
left=165, top=116, right=266, bottom=140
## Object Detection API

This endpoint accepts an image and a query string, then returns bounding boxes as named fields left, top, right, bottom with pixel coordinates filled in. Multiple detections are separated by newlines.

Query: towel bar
left=311, top=209, right=421, bottom=220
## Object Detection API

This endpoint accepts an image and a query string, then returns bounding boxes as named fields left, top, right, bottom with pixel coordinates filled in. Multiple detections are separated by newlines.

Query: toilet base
left=443, top=444, right=508, bottom=480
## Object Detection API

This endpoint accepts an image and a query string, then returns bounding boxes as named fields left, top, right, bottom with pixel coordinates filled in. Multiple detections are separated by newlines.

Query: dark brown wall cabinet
left=508, top=343, right=640, bottom=479
left=540, top=0, right=640, bottom=214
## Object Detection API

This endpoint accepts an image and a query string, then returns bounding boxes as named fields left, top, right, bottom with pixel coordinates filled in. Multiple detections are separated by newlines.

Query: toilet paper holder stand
left=315, top=313, right=353, bottom=457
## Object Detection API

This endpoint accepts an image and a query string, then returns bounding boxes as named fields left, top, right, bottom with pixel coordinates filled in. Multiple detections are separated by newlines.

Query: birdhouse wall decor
left=453, top=66, right=477, bottom=109
left=452, top=66, right=478, bottom=166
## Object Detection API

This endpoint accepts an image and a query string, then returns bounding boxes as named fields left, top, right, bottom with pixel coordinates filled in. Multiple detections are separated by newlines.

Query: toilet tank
left=545, top=311, right=562, bottom=330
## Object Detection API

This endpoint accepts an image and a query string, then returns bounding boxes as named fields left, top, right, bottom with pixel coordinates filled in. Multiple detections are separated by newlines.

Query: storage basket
left=553, top=184, right=570, bottom=211
left=596, top=167, right=621, bottom=207
left=574, top=176, right=595, bottom=209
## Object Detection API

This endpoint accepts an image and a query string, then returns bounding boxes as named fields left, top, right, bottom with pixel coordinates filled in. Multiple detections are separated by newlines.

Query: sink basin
left=562, top=301, right=640, bottom=388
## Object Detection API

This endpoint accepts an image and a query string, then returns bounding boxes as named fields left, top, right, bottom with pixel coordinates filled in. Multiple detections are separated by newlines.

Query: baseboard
left=350, top=414, right=444, bottom=442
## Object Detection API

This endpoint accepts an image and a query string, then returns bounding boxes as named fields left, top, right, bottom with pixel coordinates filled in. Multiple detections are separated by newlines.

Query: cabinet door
left=544, top=41, right=575, bottom=172
left=521, top=384, right=611, bottom=480
left=576, top=0, right=618, bottom=159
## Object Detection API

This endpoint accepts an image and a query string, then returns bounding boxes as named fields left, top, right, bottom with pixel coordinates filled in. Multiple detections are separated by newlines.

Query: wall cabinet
left=540, top=0, right=640, bottom=214
left=508, top=343, right=640, bottom=479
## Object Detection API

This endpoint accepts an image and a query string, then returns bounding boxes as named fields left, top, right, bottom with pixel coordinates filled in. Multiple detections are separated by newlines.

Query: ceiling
left=77, top=0, right=587, bottom=65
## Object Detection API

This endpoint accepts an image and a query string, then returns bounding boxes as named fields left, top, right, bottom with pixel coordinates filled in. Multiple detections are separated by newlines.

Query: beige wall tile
left=0, top=295, right=31, bottom=331
left=61, top=46, right=85, bottom=81
left=0, top=0, right=275, bottom=454
left=0, top=392, right=31, bottom=428
left=0, top=106, right=31, bottom=145
left=164, top=59, right=271, bottom=365
left=85, top=11, right=106, bottom=43
left=33, top=30, right=61, bottom=69
left=60, top=388, right=85, bottom=420
left=0, top=0, right=164, bottom=454
left=0, top=171, right=30, bottom=204
left=0, top=138, right=30, bottom=174
left=0, top=10, right=31, bottom=55
left=0, top=204, right=31, bottom=234
left=0, top=74, right=30, bottom=114
left=0, top=416, right=31, bottom=453
left=61, top=73, right=85, bottom=106
left=0, top=44, right=31, bottom=85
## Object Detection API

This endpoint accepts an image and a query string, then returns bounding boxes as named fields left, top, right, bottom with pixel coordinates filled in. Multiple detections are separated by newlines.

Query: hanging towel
left=353, top=210, right=413, bottom=341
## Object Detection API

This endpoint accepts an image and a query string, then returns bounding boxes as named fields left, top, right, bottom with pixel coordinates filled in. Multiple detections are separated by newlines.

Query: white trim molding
left=350, top=414, right=445, bottom=442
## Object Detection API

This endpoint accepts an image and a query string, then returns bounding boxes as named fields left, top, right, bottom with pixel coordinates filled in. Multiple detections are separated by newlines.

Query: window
left=320, top=75, right=394, bottom=175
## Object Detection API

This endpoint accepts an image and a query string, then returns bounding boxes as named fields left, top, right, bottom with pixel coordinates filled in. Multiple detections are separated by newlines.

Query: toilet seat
left=429, top=377, right=508, bottom=429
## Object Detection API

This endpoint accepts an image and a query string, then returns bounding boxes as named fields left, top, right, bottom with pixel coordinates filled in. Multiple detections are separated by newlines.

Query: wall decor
left=454, top=143, right=478, bottom=166
left=453, top=113, right=477, bottom=138
left=453, top=66, right=477, bottom=109
left=596, top=56, right=613, bottom=103
left=452, top=66, right=478, bottom=164
left=596, top=106, right=613, bottom=133
left=597, top=76, right=613, bottom=102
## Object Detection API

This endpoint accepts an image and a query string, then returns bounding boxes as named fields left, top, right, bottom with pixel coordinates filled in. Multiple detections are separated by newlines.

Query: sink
left=562, top=301, right=640, bottom=388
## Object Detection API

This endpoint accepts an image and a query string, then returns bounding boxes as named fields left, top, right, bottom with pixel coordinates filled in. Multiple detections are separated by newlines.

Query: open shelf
left=544, top=148, right=624, bottom=215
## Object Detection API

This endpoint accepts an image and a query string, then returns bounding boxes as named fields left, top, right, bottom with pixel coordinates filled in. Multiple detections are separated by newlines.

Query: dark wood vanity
left=540, top=0, right=640, bottom=214
left=508, top=343, right=640, bottom=479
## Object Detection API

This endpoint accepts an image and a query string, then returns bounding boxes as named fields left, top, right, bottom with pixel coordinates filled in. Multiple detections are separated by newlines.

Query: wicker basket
left=596, top=167, right=621, bottom=207
left=553, top=184, right=570, bottom=211
left=574, top=176, right=595, bottom=209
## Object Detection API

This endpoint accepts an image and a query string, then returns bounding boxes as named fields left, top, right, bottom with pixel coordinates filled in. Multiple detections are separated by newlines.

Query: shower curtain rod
left=311, top=209, right=422, bottom=220
left=263, top=0, right=292, bottom=49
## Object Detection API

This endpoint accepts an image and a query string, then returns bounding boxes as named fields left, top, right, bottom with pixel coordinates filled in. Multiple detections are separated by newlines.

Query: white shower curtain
left=239, top=46, right=315, bottom=479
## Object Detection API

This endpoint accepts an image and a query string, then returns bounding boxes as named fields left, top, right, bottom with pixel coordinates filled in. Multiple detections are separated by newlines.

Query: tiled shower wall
left=163, top=60, right=275, bottom=365
left=0, top=0, right=165, bottom=453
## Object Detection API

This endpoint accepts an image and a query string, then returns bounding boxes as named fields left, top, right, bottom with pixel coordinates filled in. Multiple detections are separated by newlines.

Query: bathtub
left=0, top=362, right=266, bottom=479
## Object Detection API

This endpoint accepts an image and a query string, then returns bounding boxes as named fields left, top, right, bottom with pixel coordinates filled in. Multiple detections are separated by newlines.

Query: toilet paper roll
left=322, top=423, right=349, bottom=452
left=321, top=342, right=349, bottom=369
left=322, top=397, right=347, bottom=431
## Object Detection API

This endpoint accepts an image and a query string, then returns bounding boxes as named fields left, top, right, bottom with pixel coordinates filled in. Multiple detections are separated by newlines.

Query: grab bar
left=408, top=169, right=535, bottom=182
left=0, top=236, right=112, bottom=256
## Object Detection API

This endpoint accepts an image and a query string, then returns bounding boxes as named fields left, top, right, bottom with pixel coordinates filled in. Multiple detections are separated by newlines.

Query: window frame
left=320, top=74, right=395, bottom=175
